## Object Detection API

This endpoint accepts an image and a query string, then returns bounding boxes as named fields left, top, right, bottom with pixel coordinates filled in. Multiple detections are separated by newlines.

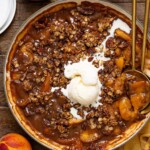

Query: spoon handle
left=132, top=0, right=137, bottom=70
left=141, top=0, right=150, bottom=72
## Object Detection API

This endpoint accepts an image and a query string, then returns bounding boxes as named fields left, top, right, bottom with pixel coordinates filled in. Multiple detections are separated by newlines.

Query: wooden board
left=0, top=0, right=149, bottom=149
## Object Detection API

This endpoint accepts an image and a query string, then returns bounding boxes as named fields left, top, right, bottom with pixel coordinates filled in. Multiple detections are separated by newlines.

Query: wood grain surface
left=0, top=0, right=149, bottom=150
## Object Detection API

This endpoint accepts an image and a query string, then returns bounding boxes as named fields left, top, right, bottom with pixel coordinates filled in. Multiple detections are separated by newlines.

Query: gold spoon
left=126, top=0, right=150, bottom=113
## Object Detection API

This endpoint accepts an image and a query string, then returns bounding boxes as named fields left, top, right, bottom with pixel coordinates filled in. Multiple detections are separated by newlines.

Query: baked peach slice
left=80, top=129, right=101, bottom=143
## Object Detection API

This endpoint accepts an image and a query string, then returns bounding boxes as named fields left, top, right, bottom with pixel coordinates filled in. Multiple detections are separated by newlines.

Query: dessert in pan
left=5, top=1, right=150, bottom=150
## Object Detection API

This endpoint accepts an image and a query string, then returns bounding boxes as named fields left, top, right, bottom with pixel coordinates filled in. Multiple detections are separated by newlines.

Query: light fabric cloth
left=118, top=120, right=150, bottom=150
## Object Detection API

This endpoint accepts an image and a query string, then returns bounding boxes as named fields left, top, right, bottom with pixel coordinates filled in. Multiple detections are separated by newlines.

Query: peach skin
left=0, top=133, right=32, bottom=150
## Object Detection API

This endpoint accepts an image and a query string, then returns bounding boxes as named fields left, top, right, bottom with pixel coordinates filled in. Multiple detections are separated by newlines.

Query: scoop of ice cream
left=67, top=77, right=99, bottom=106
left=64, top=60, right=101, bottom=106
left=64, top=61, right=98, bottom=85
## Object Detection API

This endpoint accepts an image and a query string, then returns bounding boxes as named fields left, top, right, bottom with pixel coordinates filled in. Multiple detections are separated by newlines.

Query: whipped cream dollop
left=63, top=60, right=101, bottom=106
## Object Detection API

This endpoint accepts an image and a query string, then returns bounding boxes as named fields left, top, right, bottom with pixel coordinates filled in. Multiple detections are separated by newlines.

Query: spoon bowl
left=125, top=69, right=150, bottom=111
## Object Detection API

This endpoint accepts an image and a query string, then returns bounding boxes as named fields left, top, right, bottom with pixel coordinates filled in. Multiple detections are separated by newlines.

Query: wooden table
left=0, top=0, right=149, bottom=149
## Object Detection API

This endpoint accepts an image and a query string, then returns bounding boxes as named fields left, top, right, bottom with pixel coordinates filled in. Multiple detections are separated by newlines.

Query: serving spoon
left=125, top=0, right=150, bottom=113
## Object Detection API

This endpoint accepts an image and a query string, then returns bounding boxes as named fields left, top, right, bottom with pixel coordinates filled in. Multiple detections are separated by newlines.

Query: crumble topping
left=9, top=2, right=148, bottom=149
